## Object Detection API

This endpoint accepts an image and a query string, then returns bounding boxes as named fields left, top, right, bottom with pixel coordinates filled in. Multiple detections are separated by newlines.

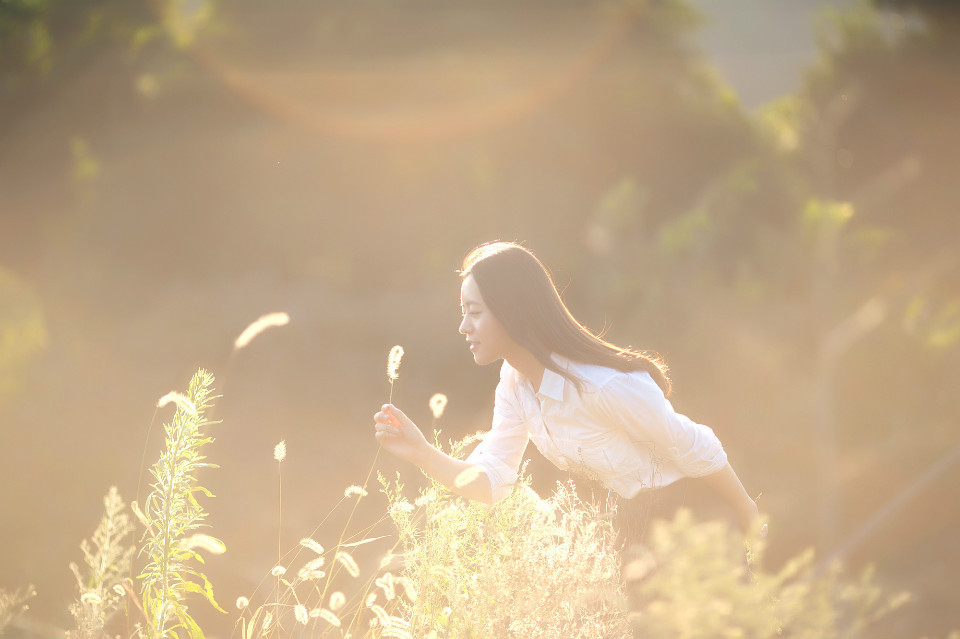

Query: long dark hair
left=460, top=241, right=672, bottom=396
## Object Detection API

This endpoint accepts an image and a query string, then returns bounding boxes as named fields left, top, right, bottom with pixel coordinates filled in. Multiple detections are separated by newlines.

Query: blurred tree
left=790, top=0, right=960, bottom=550
left=558, top=4, right=959, bottom=599
left=0, top=0, right=213, bottom=114
left=0, top=267, right=47, bottom=405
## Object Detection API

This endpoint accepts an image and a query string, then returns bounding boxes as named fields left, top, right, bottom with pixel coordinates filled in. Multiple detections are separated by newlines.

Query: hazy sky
left=690, top=0, right=858, bottom=107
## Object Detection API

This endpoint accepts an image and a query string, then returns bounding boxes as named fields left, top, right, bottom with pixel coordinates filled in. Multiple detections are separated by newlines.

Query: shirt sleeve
left=464, top=366, right=530, bottom=503
left=596, top=371, right=727, bottom=479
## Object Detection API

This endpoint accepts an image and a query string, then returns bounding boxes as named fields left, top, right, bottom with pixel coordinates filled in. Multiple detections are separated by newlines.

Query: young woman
left=373, top=241, right=765, bottom=543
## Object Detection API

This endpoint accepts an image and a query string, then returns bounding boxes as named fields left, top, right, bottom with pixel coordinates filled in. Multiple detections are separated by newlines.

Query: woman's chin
left=471, top=351, right=493, bottom=366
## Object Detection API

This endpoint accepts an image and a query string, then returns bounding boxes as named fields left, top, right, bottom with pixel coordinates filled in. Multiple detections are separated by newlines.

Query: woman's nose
left=459, top=317, right=469, bottom=334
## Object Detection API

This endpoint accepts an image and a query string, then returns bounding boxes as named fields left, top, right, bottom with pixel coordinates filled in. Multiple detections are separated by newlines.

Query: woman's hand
left=373, top=404, right=430, bottom=464
left=699, top=464, right=767, bottom=541
left=738, top=498, right=768, bottom=541
left=374, top=404, right=493, bottom=503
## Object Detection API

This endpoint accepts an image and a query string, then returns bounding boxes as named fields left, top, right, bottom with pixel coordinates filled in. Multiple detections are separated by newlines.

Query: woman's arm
left=698, top=462, right=766, bottom=538
left=374, top=404, right=494, bottom=503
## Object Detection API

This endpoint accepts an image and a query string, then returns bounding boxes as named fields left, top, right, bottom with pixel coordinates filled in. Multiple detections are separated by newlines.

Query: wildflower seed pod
left=295, top=604, right=309, bottom=625
left=315, top=608, right=341, bottom=627
left=344, top=485, right=368, bottom=498
left=394, top=576, right=418, bottom=602
left=429, top=393, right=448, bottom=419
left=375, top=572, right=395, bottom=600
left=300, top=538, right=324, bottom=554
left=370, top=604, right=391, bottom=628
left=387, top=345, right=404, bottom=382
left=156, top=391, right=197, bottom=416
left=335, top=551, right=360, bottom=578
left=234, top=312, right=290, bottom=350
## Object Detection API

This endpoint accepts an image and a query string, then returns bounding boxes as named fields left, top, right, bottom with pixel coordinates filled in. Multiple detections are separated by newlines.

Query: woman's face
left=459, top=274, right=518, bottom=366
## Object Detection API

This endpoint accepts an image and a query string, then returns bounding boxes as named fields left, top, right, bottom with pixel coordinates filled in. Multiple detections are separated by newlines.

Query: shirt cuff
left=678, top=445, right=728, bottom=478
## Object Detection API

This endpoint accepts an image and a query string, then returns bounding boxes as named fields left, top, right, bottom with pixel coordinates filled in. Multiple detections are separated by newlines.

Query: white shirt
left=465, top=356, right=728, bottom=503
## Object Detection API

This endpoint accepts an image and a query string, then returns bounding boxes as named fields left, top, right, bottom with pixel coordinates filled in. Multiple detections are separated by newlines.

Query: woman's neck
left=506, top=349, right=545, bottom=392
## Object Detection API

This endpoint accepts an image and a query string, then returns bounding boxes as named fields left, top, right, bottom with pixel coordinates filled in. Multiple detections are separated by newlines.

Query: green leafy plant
left=137, top=369, right=226, bottom=639
left=67, top=486, right=135, bottom=639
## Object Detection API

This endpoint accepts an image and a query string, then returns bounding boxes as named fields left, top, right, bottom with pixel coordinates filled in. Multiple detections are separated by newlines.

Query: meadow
left=0, top=339, right=918, bottom=639
left=2, top=4, right=958, bottom=635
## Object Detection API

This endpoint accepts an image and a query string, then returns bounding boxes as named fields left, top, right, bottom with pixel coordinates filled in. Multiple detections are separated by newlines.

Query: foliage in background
left=0, top=267, right=47, bottom=405
left=0, top=0, right=212, bottom=79
left=67, top=486, right=135, bottom=639
left=627, top=510, right=909, bottom=638
left=138, top=370, right=225, bottom=639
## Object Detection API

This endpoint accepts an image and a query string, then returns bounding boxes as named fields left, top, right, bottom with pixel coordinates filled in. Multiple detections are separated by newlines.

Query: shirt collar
left=537, top=357, right=567, bottom=402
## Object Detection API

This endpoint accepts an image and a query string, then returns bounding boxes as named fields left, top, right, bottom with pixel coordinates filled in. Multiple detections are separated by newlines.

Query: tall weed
left=138, top=369, right=225, bottom=639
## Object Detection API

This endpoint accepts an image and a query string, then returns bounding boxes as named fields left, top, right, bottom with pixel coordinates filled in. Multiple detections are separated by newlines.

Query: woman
left=373, top=241, right=765, bottom=544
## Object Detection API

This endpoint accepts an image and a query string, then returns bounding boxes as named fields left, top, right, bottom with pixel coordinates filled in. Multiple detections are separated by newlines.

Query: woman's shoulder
left=566, top=358, right=658, bottom=396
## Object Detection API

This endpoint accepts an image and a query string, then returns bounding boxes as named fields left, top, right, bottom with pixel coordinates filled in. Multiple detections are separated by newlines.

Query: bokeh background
left=1, top=0, right=958, bottom=637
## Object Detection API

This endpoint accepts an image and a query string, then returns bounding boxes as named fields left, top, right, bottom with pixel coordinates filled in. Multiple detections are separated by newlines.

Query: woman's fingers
left=374, top=404, right=428, bottom=465
left=382, top=403, right=412, bottom=422
left=374, top=407, right=400, bottom=431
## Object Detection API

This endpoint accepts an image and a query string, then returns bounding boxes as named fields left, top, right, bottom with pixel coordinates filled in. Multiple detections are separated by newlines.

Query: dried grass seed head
left=429, top=393, right=448, bottom=419
left=315, top=608, right=342, bottom=627
left=387, top=345, right=404, bottom=381
left=295, top=604, right=309, bottom=625
left=234, top=312, right=290, bottom=350
left=344, top=485, right=368, bottom=498
left=335, top=551, right=360, bottom=578
left=156, top=391, right=197, bottom=416
left=300, top=538, right=324, bottom=554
